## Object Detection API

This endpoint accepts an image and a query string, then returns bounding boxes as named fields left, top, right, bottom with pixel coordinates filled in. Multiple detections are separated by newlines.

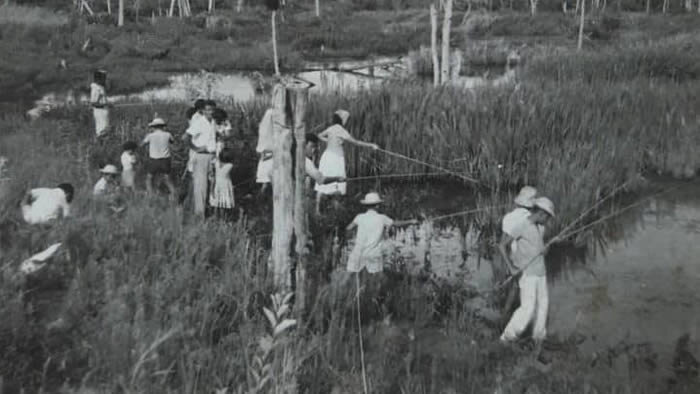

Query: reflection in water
left=361, top=179, right=700, bottom=362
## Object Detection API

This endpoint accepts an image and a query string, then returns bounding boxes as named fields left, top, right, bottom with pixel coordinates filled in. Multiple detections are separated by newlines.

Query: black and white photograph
left=0, top=0, right=699, bottom=392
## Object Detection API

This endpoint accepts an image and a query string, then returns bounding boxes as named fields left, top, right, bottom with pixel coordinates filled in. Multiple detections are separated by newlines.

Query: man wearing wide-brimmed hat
left=502, top=186, right=537, bottom=256
left=499, top=196, right=555, bottom=344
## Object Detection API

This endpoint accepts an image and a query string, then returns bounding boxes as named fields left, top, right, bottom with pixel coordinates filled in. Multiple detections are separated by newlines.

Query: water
left=366, top=179, right=700, bottom=361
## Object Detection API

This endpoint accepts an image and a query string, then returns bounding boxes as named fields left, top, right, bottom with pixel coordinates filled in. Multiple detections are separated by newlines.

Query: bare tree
left=236, top=0, right=244, bottom=12
left=662, top=0, right=669, bottom=13
left=530, top=0, right=539, bottom=15
left=430, top=3, right=440, bottom=86
left=578, top=0, right=585, bottom=50
left=440, top=0, right=453, bottom=84
left=118, top=0, right=124, bottom=25
left=315, top=0, right=320, bottom=17
left=107, top=0, right=112, bottom=15
left=209, top=0, right=214, bottom=13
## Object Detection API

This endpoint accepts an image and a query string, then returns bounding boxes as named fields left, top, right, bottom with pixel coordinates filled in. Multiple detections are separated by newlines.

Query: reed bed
left=0, top=4, right=68, bottom=27
left=1, top=70, right=698, bottom=392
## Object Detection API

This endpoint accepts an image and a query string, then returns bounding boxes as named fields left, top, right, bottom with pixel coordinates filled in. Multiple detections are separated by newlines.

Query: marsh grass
left=0, top=4, right=68, bottom=27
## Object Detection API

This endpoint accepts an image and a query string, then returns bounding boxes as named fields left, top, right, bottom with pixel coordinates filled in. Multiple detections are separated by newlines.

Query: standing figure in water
left=315, top=110, right=378, bottom=215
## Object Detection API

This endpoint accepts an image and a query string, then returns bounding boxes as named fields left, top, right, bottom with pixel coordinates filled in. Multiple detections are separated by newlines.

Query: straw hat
left=513, top=186, right=537, bottom=208
left=360, top=192, right=383, bottom=205
left=334, top=109, right=350, bottom=126
left=100, top=164, right=120, bottom=175
left=148, top=118, right=167, bottom=128
left=534, top=197, right=555, bottom=217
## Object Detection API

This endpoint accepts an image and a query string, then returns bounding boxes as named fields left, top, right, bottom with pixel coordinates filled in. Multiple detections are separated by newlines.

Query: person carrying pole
left=499, top=196, right=555, bottom=345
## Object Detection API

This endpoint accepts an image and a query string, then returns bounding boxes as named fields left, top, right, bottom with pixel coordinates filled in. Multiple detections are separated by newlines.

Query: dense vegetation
left=1, top=1, right=700, bottom=393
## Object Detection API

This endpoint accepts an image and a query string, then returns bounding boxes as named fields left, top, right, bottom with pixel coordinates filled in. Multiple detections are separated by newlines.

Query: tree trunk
left=578, top=0, right=585, bottom=50
left=315, top=0, right=320, bottom=17
left=208, top=0, right=214, bottom=13
left=288, top=82, right=310, bottom=319
left=272, top=11, right=280, bottom=75
left=662, top=0, right=669, bottom=13
left=169, top=0, right=175, bottom=16
left=430, top=3, right=440, bottom=86
left=236, top=0, right=243, bottom=12
left=530, top=0, right=538, bottom=15
left=575, top=0, right=580, bottom=13
left=271, top=84, right=293, bottom=293
left=118, top=0, right=124, bottom=26
left=686, top=0, right=692, bottom=11
left=440, top=0, right=452, bottom=84
left=107, top=0, right=111, bottom=15
left=646, top=0, right=651, bottom=14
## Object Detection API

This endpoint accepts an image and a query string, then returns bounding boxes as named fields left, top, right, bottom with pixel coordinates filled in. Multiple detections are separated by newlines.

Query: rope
left=345, top=172, right=444, bottom=182
left=355, top=272, right=369, bottom=394
left=375, top=147, right=481, bottom=185
left=428, top=204, right=508, bottom=222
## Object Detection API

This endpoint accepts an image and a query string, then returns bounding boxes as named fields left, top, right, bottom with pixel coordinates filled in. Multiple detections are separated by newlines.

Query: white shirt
left=350, top=209, right=394, bottom=260
left=256, top=109, right=275, bottom=154
left=305, top=157, right=323, bottom=182
left=93, top=177, right=117, bottom=196
left=319, top=124, right=352, bottom=156
left=143, top=129, right=173, bottom=159
left=186, top=113, right=216, bottom=153
left=503, top=207, right=530, bottom=254
left=21, top=188, right=71, bottom=224
left=510, top=218, right=547, bottom=277
left=121, top=151, right=137, bottom=171
left=90, top=83, right=107, bottom=106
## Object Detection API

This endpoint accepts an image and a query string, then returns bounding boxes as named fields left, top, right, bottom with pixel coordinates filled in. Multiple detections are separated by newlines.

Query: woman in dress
left=315, top=109, right=378, bottom=214
left=90, top=70, right=109, bottom=137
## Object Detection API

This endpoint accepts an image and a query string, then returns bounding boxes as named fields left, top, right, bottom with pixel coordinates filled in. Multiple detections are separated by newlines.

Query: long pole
left=272, top=11, right=280, bottom=75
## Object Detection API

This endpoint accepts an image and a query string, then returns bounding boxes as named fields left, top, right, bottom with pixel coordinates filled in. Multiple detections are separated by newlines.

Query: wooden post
left=287, top=80, right=311, bottom=317
left=272, top=11, right=280, bottom=76
left=577, top=0, right=585, bottom=51
left=271, top=83, right=293, bottom=292
left=118, top=0, right=124, bottom=26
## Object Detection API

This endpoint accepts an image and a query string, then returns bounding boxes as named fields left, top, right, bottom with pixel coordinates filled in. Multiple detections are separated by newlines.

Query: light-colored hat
left=334, top=109, right=350, bottom=126
left=513, top=186, right=537, bottom=208
left=148, top=118, right=166, bottom=127
left=534, top=197, right=555, bottom=217
left=360, top=192, right=383, bottom=205
left=100, top=164, right=120, bottom=174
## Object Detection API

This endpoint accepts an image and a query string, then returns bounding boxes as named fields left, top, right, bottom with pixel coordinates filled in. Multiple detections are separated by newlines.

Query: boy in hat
left=499, top=196, right=556, bottom=344
left=142, top=117, right=176, bottom=197
left=90, top=70, right=109, bottom=137
left=345, top=192, right=418, bottom=274
left=94, top=164, right=121, bottom=196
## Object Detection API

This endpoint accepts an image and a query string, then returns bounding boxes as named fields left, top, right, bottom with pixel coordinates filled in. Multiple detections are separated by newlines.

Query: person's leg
left=315, top=192, right=323, bottom=215
left=532, top=275, right=549, bottom=342
left=164, top=173, right=177, bottom=201
left=178, top=172, right=191, bottom=205
left=145, top=173, right=154, bottom=195
left=501, top=275, right=537, bottom=342
left=191, top=154, right=209, bottom=217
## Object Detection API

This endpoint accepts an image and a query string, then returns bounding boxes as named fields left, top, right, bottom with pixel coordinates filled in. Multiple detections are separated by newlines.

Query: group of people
left=19, top=70, right=559, bottom=347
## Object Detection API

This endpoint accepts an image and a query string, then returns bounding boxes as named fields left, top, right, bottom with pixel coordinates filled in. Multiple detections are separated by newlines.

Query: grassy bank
left=0, top=112, right=686, bottom=393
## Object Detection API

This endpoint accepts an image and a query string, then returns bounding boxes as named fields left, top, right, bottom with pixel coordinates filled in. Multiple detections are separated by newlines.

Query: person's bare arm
left=345, top=134, right=379, bottom=150
left=498, top=233, right=518, bottom=272
left=318, top=129, right=330, bottom=142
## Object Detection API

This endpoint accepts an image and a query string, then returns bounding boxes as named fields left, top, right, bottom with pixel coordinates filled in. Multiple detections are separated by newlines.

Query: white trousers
left=501, top=274, right=549, bottom=341
left=93, top=107, right=109, bottom=136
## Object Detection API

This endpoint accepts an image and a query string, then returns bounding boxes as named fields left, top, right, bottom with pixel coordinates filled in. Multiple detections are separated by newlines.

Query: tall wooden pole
left=272, top=11, right=280, bottom=75
left=577, top=0, right=585, bottom=51
left=287, top=81, right=310, bottom=317
left=271, top=83, right=293, bottom=292
left=118, top=0, right=124, bottom=26
left=430, top=3, right=440, bottom=86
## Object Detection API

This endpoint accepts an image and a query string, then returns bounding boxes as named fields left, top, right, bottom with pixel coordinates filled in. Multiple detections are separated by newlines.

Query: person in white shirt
left=142, top=117, right=176, bottom=197
left=183, top=100, right=217, bottom=217
left=90, top=70, right=109, bottom=137
left=502, top=186, right=537, bottom=254
left=303, top=134, right=346, bottom=188
left=315, top=110, right=378, bottom=214
left=178, top=101, right=205, bottom=205
left=499, top=197, right=557, bottom=344
left=21, top=183, right=74, bottom=225
left=93, top=164, right=121, bottom=196
left=345, top=192, right=418, bottom=274
left=255, top=84, right=285, bottom=194
left=120, top=141, right=138, bottom=190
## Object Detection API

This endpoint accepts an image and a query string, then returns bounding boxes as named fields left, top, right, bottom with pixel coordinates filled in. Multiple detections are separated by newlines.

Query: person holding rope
left=315, top=110, right=378, bottom=215
left=499, top=196, right=555, bottom=345
left=254, top=85, right=285, bottom=196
